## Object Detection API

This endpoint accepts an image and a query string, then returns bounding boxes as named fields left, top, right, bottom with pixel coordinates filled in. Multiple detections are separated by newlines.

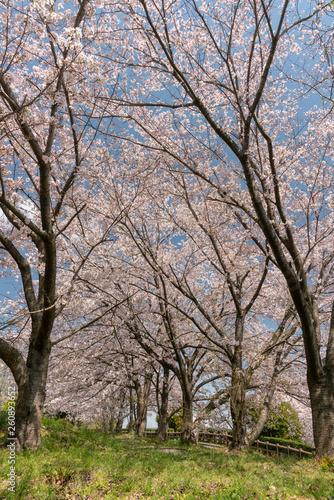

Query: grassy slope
left=0, top=418, right=333, bottom=500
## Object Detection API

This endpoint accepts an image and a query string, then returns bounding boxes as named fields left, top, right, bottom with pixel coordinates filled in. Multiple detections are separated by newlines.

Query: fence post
left=276, top=443, right=278, bottom=457
left=266, top=442, right=269, bottom=455
left=287, top=445, right=290, bottom=457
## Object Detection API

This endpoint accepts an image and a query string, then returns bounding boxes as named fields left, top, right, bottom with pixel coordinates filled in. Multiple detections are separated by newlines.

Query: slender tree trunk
left=230, top=374, right=247, bottom=449
left=229, top=315, right=247, bottom=449
left=108, top=407, right=115, bottom=434
left=128, top=388, right=134, bottom=432
left=157, top=367, right=169, bottom=441
left=115, top=417, right=123, bottom=434
left=115, top=390, right=126, bottom=433
left=102, top=405, right=108, bottom=433
left=246, top=348, right=284, bottom=446
left=238, top=152, right=334, bottom=456
left=115, top=414, right=124, bottom=433
left=102, top=416, right=108, bottom=434
left=136, top=374, right=152, bottom=437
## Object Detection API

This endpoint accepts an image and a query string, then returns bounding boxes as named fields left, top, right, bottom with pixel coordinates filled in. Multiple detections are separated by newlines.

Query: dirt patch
left=158, top=448, right=184, bottom=454
left=137, top=446, right=184, bottom=454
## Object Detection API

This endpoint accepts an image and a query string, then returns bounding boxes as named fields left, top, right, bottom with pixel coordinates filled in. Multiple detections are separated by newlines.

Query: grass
left=0, top=417, right=333, bottom=499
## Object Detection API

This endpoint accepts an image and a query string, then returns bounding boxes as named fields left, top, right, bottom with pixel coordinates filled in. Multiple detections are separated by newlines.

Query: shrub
left=251, top=401, right=304, bottom=441
left=321, top=456, right=334, bottom=471
left=168, top=411, right=183, bottom=432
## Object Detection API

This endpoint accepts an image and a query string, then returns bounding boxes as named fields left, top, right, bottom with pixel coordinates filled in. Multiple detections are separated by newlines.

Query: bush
left=168, top=411, right=183, bottom=432
left=321, top=456, right=334, bottom=471
left=251, top=401, right=304, bottom=441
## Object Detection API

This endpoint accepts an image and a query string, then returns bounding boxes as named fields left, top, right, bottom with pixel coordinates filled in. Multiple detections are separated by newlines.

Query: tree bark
left=230, top=377, right=247, bottom=449
left=14, top=345, right=50, bottom=450
left=115, top=389, right=126, bottom=433
left=108, top=407, right=115, bottom=434
left=309, top=375, right=334, bottom=456
left=128, top=388, right=134, bottom=432
left=229, top=314, right=248, bottom=449
left=181, top=393, right=196, bottom=444
left=157, top=367, right=169, bottom=441
left=135, top=373, right=152, bottom=437
left=308, top=303, right=334, bottom=456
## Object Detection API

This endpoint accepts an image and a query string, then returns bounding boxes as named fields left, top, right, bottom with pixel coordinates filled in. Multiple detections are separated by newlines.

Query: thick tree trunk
left=157, top=367, right=169, bottom=441
left=181, top=394, right=195, bottom=444
left=309, top=373, right=334, bottom=456
left=15, top=345, right=50, bottom=451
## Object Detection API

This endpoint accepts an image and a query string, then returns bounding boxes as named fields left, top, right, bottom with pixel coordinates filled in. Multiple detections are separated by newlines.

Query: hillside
left=0, top=418, right=333, bottom=499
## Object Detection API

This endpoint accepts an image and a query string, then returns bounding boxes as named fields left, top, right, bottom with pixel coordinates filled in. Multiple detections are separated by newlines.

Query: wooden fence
left=145, top=430, right=314, bottom=459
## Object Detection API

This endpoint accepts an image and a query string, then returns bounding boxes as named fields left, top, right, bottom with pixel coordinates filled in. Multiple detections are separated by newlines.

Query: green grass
left=0, top=417, right=333, bottom=499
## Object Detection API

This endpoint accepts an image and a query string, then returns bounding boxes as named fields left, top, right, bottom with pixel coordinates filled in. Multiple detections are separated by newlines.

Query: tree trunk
left=309, top=373, right=334, bottom=456
left=181, top=394, right=195, bottom=444
left=238, top=151, right=334, bottom=456
left=108, top=407, right=115, bottom=434
left=15, top=345, right=50, bottom=451
left=136, top=374, right=152, bottom=437
left=230, top=375, right=247, bottom=449
left=157, top=367, right=169, bottom=441
left=115, top=390, right=126, bottom=433
left=102, top=416, right=108, bottom=434
left=246, top=349, right=283, bottom=446
left=115, top=414, right=124, bottom=433
left=229, top=315, right=247, bottom=449
left=128, top=388, right=134, bottom=432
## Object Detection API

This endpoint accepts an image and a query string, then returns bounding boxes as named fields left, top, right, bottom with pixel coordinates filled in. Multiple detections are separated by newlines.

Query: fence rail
left=145, top=430, right=314, bottom=459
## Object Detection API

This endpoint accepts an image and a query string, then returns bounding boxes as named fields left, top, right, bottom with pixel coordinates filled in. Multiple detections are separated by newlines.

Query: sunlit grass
left=0, top=417, right=333, bottom=499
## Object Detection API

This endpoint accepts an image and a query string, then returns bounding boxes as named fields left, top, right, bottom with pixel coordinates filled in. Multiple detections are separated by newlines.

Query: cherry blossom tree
left=121, top=179, right=307, bottom=447
left=0, top=0, right=122, bottom=449
left=1, top=0, right=331, bottom=457
left=101, top=0, right=334, bottom=456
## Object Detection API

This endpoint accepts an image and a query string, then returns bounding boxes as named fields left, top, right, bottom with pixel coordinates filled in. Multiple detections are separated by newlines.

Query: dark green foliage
left=168, top=411, right=183, bottom=432
left=54, top=411, right=69, bottom=420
